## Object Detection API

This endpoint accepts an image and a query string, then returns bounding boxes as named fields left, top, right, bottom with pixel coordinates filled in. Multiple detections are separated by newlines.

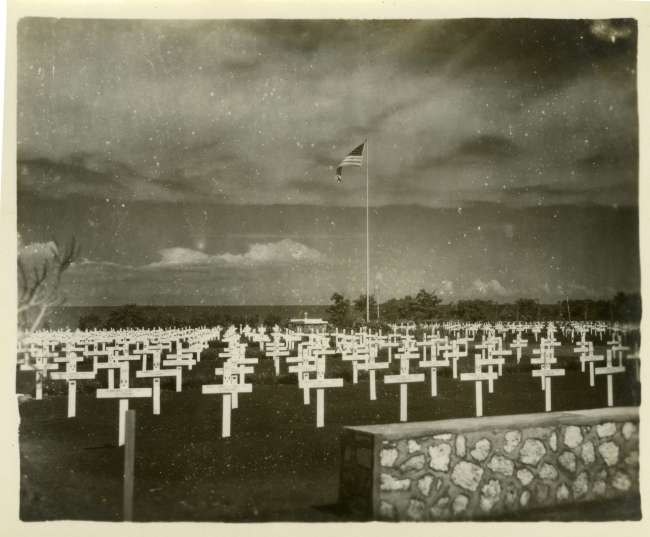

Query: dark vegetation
left=324, top=290, right=641, bottom=328
left=56, top=291, right=641, bottom=331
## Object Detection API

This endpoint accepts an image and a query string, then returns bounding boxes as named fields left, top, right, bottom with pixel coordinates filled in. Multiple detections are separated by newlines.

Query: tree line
left=325, top=290, right=642, bottom=328
left=72, top=291, right=641, bottom=331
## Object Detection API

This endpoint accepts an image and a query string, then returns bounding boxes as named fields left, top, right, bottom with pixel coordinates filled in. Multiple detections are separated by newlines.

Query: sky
left=16, top=18, right=640, bottom=305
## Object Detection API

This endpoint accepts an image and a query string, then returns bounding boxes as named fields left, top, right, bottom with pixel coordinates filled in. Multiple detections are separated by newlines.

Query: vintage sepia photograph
left=6, top=1, right=645, bottom=526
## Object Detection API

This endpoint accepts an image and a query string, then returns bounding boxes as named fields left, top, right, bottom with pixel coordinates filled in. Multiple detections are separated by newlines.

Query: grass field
left=17, top=337, right=641, bottom=521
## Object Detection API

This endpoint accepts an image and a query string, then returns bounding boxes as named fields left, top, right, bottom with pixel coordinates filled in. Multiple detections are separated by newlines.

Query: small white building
left=288, top=313, right=328, bottom=334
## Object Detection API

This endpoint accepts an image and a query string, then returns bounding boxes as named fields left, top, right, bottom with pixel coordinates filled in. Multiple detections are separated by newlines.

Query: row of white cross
left=18, top=328, right=217, bottom=444
left=16, top=322, right=639, bottom=443
left=389, top=320, right=636, bottom=341
left=201, top=322, right=637, bottom=434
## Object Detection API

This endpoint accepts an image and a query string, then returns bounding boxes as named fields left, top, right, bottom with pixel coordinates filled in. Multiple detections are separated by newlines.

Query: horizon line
left=17, top=193, right=640, bottom=212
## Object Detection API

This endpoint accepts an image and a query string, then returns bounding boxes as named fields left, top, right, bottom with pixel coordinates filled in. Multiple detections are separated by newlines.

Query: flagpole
left=366, top=138, right=370, bottom=325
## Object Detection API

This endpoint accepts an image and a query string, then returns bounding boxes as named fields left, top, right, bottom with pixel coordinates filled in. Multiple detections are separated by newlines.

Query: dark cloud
left=18, top=157, right=126, bottom=199
left=503, top=181, right=633, bottom=198
left=499, top=180, right=637, bottom=207
left=15, top=17, right=640, bottom=305
left=17, top=155, right=194, bottom=202
left=440, top=134, right=519, bottom=166
left=17, top=17, right=637, bottom=208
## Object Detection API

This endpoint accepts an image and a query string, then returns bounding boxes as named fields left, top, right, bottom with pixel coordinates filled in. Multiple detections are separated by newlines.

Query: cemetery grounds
left=16, top=324, right=641, bottom=521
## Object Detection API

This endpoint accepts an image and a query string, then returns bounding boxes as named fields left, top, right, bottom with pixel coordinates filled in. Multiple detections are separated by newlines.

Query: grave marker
left=135, top=348, right=180, bottom=414
left=444, top=337, right=469, bottom=379
left=531, top=337, right=561, bottom=390
left=594, top=350, right=626, bottom=407
left=97, top=361, right=152, bottom=446
left=19, top=349, right=59, bottom=400
left=356, top=345, right=389, bottom=400
left=509, top=332, right=528, bottom=364
left=578, top=342, right=604, bottom=387
left=201, top=360, right=253, bottom=438
left=459, top=353, right=498, bottom=417
left=384, top=346, right=425, bottom=422
left=300, top=354, right=343, bottom=428
left=418, top=343, right=449, bottom=397
left=531, top=362, right=566, bottom=412
left=265, top=339, right=290, bottom=375
left=341, top=344, right=370, bottom=384
left=50, top=351, right=96, bottom=417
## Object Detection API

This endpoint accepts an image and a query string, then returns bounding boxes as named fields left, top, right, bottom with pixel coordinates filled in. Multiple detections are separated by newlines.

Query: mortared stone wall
left=338, top=407, right=639, bottom=520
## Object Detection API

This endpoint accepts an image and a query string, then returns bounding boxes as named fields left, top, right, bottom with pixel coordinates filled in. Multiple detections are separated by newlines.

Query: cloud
left=75, top=258, right=136, bottom=270
left=17, top=155, right=203, bottom=203
left=414, top=134, right=522, bottom=170
left=472, top=278, right=507, bottom=296
left=147, top=239, right=325, bottom=268
left=65, top=240, right=326, bottom=275
left=16, top=18, right=638, bottom=209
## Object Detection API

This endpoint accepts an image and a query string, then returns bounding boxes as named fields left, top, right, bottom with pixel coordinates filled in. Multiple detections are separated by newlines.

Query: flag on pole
left=336, top=142, right=365, bottom=183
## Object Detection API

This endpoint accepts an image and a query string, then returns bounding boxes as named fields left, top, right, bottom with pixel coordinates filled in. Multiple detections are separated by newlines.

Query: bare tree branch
left=17, top=258, right=28, bottom=298
left=17, top=236, right=80, bottom=333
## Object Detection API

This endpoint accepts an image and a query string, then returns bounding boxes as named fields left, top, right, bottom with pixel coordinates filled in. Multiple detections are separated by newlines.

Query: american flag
left=336, top=142, right=365, bottom=183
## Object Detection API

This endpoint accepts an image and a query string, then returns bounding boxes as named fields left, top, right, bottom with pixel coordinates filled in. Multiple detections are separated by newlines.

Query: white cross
left=288, top=343, right=342, bottom=427
left=459, top=353, right=498, bottom=417
left=489, top=340, right=512, bottom=376
left=608, top=337, right=630, bottom=368
left=85, top=342, right=112, bottom=375
left=574, top=338, right=590, bottom=373
left=227, top=346, right=258, bottom=409
left=265, top=338, right=290, bottom=375
left=130, top=340, right=153, bottom=373
left=475, top=338, right=505, bottom=393
left=201, top=359, right=254, bottom=438
left=340, top=343, right=370, bottom=385
left=251, top=329, right=271, bottom=350
left=531, top=360, right=565, bottom=412
left=300, top=358, right=343, bottom=428
left=282, top=332, right=303, bottom=352
left=531, top=337, right=561, bottom=390
left=135, top=348, right=180, bottom=414
left=50, top=351, right=96, bottom=417
left=356, top=345, right=389, bottom=401
left=594, top=350, right=626, bottom=407
left=380, top=335, right=401, bottom=364
left=509, top=332, right=528, bottom=364
left=546, top=322, right=558, bottom=342
left=577, top=341, right=604, bottom=386
left=97, top=361, right=152, bottom=446
left=162, top=344, right=196, bottom=392
left=419, top=343, right=449, bottom=397
left=287, top=342, right=316, bottom=404
left=20, top=348, right=60, bottom=400
left=444, top=338, right=469, bottom=379
left=384, top=346, right=425, bottom=422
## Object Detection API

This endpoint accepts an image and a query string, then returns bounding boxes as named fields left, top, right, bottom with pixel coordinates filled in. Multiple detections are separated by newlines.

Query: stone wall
left=339, top=407, right=639, bottom=520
